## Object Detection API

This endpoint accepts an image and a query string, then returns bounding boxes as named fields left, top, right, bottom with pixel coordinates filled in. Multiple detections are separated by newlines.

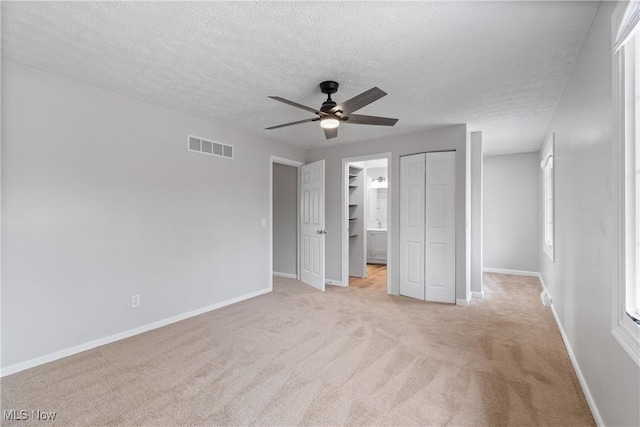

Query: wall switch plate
left=261, top=218, right=267, bottom=227
left=131, top=294, right=140, bottom=308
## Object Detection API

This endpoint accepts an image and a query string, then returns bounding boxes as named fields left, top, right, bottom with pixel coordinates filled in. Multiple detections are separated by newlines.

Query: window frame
left=541, top=134, right=555, bottom=262
left=612, top=1, right=640, bottom=367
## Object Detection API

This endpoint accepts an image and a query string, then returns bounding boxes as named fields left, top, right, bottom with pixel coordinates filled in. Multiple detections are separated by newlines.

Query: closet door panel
left=400, top=154, right=426, bottom=300
left=425, top=152, right=456, bottom=303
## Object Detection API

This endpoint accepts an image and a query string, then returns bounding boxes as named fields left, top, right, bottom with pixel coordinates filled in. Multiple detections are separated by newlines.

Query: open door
left=300, top=160, right=325, bottom=291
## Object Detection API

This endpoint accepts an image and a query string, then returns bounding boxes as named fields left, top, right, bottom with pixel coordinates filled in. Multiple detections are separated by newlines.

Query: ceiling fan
left=266, top=81, right=398, bottom=139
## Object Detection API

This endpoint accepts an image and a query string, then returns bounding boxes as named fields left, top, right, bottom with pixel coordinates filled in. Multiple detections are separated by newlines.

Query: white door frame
left=269, top=156, right=304, bottom=291
left=341, top=152, right=393, bottom=293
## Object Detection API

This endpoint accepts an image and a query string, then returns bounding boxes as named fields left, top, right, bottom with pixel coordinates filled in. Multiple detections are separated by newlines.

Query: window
left=613, top=1, right=640, bottom=365
left=541, top=135, right=554, bottom=261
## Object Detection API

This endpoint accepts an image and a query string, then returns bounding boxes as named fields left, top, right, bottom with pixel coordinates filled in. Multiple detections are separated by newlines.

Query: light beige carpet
left=1, top=273, right=594, bottom=426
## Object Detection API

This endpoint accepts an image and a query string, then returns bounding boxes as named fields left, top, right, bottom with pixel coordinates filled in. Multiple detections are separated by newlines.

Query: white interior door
left=400, top=154, right=426, bottom=300
left=300, top=160, right=325, bottom=291
left=425, top=151, right=456, bottom=303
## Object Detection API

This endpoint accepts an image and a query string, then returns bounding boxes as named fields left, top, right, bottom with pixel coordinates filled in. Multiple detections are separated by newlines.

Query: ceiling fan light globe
left=320, top=118, right=339, bottom=129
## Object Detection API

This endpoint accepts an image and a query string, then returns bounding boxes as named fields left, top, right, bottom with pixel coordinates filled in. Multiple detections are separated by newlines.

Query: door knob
left=316, top=230, right=327, bottom=235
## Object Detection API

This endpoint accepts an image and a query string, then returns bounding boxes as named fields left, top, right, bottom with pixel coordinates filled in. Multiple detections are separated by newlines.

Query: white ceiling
left=1, top=1, right=598, bottom=155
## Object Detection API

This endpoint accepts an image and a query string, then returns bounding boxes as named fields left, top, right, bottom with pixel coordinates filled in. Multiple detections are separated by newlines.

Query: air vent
left=187, top=134, right=234, bottom=159
left=202, top=139, right=213, bottom=154
left=189, top=136, right=201, bottom=151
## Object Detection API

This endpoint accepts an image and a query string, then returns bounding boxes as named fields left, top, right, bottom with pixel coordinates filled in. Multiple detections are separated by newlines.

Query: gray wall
left=272, top=163, right=297, bottom=276
left=1, top=61, right=305, bottom=368
left=306, top=125, right=468, bottom=300
left=483, top=152, right=539, bottom=272
left=539, top=2, right=639, bottom=425
left=470, top=132, right=483, bottom=294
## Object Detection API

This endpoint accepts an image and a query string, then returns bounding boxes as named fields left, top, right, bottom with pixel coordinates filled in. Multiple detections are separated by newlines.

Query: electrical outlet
left=131, top=294, right=140, bottom=308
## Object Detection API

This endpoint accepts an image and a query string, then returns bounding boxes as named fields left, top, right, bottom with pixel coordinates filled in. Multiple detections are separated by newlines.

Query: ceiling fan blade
left=265, top=117, right=318, bottom=130
left=268, top=96, right=324, bottom=115
left=343, top=114, right=398, bottom=126
left=330, top=87, right=387, bottom=115
left=323, top=126, right=338, bottom=139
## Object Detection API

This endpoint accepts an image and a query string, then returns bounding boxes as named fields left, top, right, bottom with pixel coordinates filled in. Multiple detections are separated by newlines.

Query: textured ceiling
left=1, top=1, right=598, bottom=155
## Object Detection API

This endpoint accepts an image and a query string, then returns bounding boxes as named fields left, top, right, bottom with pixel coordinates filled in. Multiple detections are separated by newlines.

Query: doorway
left=270, top=156, right=304, bottom=290
left=272, top=162, right=298, bottom=279
left=341, top=153, right=392, bottom=294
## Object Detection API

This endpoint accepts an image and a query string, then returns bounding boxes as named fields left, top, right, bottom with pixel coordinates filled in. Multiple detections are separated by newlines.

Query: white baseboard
left=1, top=287, right=271, bottom=377
left=537, top=272, right=547, bottom=291
left=549, top=305, right=604, bottom=426
left=326, top=278, right=344, bottom=287
left=483, top=267, right=539, bottom=277
left=273, top=271, right=297, bottom=279
left=471, top=291, right=485, bottom=299
left=456, top=293, right=473, bottom=306
left=537, top=273, right=553, bottom=307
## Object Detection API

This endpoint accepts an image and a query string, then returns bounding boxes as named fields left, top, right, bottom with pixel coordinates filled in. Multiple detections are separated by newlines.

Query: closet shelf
left=348, top=162, right=364, bottom=276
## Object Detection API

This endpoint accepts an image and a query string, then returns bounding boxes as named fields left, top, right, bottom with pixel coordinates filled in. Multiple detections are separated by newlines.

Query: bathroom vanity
left=367, top=229, right=387, bottom=264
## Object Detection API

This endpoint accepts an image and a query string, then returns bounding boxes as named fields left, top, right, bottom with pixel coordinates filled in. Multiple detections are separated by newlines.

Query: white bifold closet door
left=400, top=152, right=456, bottom=303
left=400, top=153, right=426, bottom=300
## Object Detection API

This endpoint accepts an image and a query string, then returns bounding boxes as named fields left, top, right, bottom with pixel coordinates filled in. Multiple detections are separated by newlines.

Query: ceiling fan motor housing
left=321, top=99, right=337, bottom=112
left=319, top=81, right=339, bottom=113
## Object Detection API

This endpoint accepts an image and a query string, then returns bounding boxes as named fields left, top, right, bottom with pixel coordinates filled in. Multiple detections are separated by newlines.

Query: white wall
left=306, top=125, right=468, bottom=300
left=1, top=61, right=305, bottom=369
left=539, top=2, right=639, bottom=425
left=483, top=152, right=539, bottom=272
left=272, top=163, right=297, bottom=276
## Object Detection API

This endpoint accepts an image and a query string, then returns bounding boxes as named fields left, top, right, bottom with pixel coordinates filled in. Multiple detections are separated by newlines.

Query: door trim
left=269, top=156, right=304, bottom=291
left=340, top=152, right=393, bottom=294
